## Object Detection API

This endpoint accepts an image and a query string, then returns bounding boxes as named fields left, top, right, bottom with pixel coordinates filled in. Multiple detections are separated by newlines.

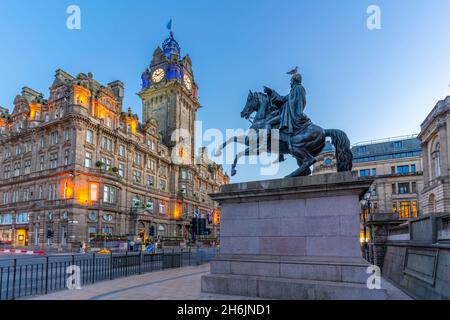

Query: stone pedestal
left=201, top=172, right=388, bottom=300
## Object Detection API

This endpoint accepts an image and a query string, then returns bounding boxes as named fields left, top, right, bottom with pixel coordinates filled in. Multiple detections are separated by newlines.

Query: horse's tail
left=325, top=129, right=353, bottom=172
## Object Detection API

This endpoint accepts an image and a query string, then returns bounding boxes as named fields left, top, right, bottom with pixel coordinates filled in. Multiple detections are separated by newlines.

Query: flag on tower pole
left=166, top=19, right=172, bottom=31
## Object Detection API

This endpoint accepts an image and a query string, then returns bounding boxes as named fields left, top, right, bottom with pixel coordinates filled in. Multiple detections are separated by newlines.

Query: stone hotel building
left=0, top=32, right=229, bottom=249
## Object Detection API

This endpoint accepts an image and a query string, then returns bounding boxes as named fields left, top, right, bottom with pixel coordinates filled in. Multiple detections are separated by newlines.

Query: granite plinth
left=201, top=172, right=388, bottom=299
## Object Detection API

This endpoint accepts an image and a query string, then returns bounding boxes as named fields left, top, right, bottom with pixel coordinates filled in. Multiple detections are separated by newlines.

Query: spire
left=162, top=20, right=180, bottom=59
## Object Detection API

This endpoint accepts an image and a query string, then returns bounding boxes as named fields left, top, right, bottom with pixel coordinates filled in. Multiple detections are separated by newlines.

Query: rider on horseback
left=264, top=71, right=310, bottom=161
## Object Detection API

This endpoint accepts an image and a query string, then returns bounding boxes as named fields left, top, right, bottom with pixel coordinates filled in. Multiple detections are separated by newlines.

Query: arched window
left=432, top=142, right=441, bottom=178
left=429, top=194, right=437, bottom=213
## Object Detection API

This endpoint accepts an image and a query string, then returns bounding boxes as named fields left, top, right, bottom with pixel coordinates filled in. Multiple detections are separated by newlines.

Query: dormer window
left=106, top=116, right=112, bottom=128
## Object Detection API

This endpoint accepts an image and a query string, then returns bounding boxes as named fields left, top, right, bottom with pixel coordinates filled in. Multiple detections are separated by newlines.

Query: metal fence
left=0, top=247, right=218, bottom=300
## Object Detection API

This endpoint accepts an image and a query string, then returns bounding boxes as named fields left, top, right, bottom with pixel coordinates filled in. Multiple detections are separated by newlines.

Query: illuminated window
left=90, top=183, right=98, bottom=202
left=412, top=201, right=418, bottom=218
left=399, top=202, right=411, bottom=219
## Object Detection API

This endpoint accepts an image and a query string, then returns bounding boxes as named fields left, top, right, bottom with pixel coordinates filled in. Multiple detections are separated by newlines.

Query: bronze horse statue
left=215, top=90, right=353, bottom=177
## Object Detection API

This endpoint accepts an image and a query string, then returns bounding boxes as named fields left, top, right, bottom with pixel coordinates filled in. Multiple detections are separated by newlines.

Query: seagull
left=287, top=66, right=298, bottom=75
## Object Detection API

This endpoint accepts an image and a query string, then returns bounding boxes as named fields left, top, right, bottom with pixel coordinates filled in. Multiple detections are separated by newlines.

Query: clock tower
left=139, top=31, right=200, bottom=164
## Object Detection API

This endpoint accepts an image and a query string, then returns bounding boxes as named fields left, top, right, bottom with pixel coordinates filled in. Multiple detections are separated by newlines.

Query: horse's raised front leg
left=231, top=137, right=268, bottom=176
left=214, top=134, right=248, bottom=157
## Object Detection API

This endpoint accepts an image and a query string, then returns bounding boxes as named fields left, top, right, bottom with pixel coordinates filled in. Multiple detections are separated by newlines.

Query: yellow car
left=97, top=248, right=111, bottom=255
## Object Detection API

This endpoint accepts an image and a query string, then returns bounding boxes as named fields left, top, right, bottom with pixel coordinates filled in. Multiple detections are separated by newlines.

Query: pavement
left=28, top=264, right=259, bottom=300
left=27, top=263, right=412, bottom=300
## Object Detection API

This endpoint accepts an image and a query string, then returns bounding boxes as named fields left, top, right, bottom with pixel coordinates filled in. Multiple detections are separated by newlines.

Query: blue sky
left=1, top=0, right=450, bottom=182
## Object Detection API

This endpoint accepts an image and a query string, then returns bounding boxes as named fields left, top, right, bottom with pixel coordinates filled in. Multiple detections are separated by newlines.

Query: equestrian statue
left=214, top=68, right=353, bottom=178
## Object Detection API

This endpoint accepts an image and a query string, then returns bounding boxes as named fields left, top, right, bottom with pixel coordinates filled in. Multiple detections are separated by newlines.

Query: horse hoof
left=231, top=169, right=237, bottom=176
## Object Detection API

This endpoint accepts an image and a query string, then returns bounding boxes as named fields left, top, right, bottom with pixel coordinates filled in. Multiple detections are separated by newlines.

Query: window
left=159, top=179, right=167, bottom=191
left=146, top=200, right=154, bottom=211
left=399, top=202, right=411, bottom=219
left=3, top=192, right=8, bottom=204
left=134, top=153, right=142, bottom=166
left=64, top=150, right=70, bottom=166
left=411, top=164, right=416, bottom=173
left=159, top=203, right=166, bottom=215
left=103, top=185, right=117, bottom=204
left=359, top=169, right=371, bottom=177
left=38, top=185, right=43, bottom=199
left=392, top=183, right=397, bottom=194
left=412, top=201, right=418, bottom=218
left=0, top=213, right=12, bottom=225
left=85, top=152, right=92, bottom=168
left=393, top=141, right=403, bottom=148
left=397, top=165, right=409, bottom=174
left=118, top=163, right=125, bottom=178
left=147, top=175, right=154, bottom=188
left=371, top=168, right=376, bottom=177
left=102, top=214, right=113, bottom=222
left=106, top=116, right=112, bottom=128
left=148, top=159, right=155, bottom=171
left=119, top=145, right=125, bottom=157
left=88, top=227, right=97, bottom=241
left=411, top=182, right=417, bottom=193
left=24, top=160, right=31, bottom=174
left=102, top=227, right=113, bottom=235
left=90, top=183, right=98, bottom=202
left=4, top=165, right=10, bottom=179
left=101, top=158, right=112, bottom=171
left=101, top=137, right=113, bottom=152
left=132, top=196, right=141, bottom=208
left=391, top=166, right=396, bottom=174
left=40, top=156, right=45, bottom=171
left=13, top=162, right=21, bottom=177
left=86, top=130, right=93, bottom=144
left=16, top=212, right=29, bottom=224
left=50, top=131, right=58, bottom=145
left=15, top=144, right=21, bottom=155
left=48, top=183, right=57, bottom=200
left=181, top=170, right=187, bottom=180
left=133, top=170, right=142, bottom=184
left=49, top=152, right=58, bottom=169
left=398, top=183, right=410, bottom=194
left=359, top=146, right=368, bottom=153
left=64, top=128, right=71, bottom=141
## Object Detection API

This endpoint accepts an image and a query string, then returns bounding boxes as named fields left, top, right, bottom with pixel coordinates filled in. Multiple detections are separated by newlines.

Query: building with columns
left=0, top=32, right=229, bottom=250
left=418, top=96, right=450, bottom=214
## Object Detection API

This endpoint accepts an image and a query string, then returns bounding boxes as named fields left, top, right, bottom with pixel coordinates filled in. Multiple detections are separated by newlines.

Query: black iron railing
left=0, top=247, right=218, bottom=300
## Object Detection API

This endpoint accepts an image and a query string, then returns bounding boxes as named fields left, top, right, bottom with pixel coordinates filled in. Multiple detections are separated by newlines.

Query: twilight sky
left=0, top=0, right=450, bottom=182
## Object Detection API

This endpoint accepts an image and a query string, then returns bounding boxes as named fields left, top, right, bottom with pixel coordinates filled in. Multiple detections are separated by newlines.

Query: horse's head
left=241, top=90, right=259, bottom=120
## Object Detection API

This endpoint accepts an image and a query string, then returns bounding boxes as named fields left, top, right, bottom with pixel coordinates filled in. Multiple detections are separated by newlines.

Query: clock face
left=152, top=68, right=165, bottom=83
left=183, top=74, right=192, bottom=91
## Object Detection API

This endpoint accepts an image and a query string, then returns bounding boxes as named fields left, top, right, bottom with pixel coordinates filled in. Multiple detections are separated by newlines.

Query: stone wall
left=383, top=244, right=450, bottom=299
